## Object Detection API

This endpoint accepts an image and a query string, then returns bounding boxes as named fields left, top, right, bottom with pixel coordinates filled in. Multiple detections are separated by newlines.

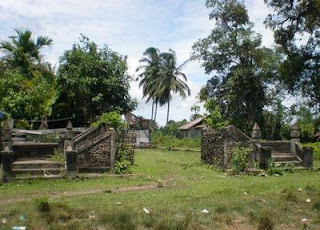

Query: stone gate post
left=64, top=121, right=77, bottom=179
left=1, top=119, right=14, bottom=182
left=290, top=123, right=300, bottom=155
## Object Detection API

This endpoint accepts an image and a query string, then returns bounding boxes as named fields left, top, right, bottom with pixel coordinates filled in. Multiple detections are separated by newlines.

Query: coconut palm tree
left=157, top=49, right=191, bottom=124
left=136, top=47, right=161, bottom=121
left=0, top=28, right=52, bottom=78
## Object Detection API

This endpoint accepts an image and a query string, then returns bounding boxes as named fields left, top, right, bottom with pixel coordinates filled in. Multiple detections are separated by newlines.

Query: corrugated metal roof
left=179, top=116, right=206, bottom=130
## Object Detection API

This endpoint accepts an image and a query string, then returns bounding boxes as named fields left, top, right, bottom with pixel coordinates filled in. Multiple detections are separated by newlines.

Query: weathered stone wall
left=201, top=125, right=252, bottom=169
left=76, top=135, right=112, bottom=173
left=259, top=141, right=291, bottom=153
left=201, top=132, right=224, bottom=168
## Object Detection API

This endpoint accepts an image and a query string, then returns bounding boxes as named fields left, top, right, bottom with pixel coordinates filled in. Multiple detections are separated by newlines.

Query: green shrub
left=151, top=132, right=200, bottom=150
left=99, top=210, right=137, bottom=230
left=230, top=144, right=253, bottom=172
left=267, top=159, right=284, bottom=176
left=92, top=111, right=127, bottom=130
left=34, top=196, right=50, bottom=213
left=115, top=144, right=133, bottom=174
left=115, top=159, right=132, bottom=174
left=51, top=148, right=65, bottom=165
left=303, top=142, right=320, bottom=161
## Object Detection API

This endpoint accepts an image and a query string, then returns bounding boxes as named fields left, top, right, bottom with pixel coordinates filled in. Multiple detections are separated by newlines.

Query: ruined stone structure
left=0, top=119, right=119, bottom=182
left=201, top=124, right=314, bottom=170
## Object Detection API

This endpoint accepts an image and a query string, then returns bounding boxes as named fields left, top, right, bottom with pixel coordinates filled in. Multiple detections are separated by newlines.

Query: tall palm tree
left=136, top=47, right=161, bottom=121
left=156, top=49, right=191, bottom=124
left=0, top=28, right=52, bottom=78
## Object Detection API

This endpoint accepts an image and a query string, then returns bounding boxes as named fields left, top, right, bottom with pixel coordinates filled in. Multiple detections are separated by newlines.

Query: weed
left=257, top=216, right=274, bottom=230
left=33, top=196, right=50, bottom=213
left=51, top=148, right=65, bottom=165
left=214, top=204, right=227, bottom=214
left=230, top=144, right=253, bottom=172
left=153, top=212, right=192, bottom=230
left=267, top=159, right=284, bottom=176
left=312, top=200, right=320, bottom=211
left=99, top=210, right=137, bottom=230
left=281, top=188, right=298, bottom=202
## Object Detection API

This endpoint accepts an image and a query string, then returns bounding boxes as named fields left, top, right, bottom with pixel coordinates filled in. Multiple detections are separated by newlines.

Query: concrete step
left=274, top=161, right=303, bottom=167
left=14, top=175, right=64, bottom=180
left=13, top=160, right=61, bottom=170
left=12, top=168, right=62, bottom=175
left=17, top=156, right=54, bottom=161
left=272, top=154, right=299, bottom=162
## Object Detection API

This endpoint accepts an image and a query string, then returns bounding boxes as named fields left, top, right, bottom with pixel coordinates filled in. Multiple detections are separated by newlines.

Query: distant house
left=0, top=111, right=6, bottom=120
left=179, top=116, right=208, bottom=138
left=124, top=112, right=152, bottom=147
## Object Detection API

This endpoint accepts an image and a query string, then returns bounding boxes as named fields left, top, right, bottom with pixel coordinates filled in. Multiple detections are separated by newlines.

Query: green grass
left=151, top=133, right=201, bottom=151
left=0, top=149, right=320, bottom=229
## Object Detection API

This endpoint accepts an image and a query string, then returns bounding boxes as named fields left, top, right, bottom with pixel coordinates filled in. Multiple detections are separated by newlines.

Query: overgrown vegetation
left=0, top=149, right=319, bottom=229
left=151, top=132, right=200, bottom=150
left=230, top=144, right=253, bottom=172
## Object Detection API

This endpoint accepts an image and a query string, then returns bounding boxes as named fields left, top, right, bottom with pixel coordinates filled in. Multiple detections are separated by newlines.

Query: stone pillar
left=64, top=121, right=77, bottom=179
left=302, top=147, right=313, bottom=169
left=260, top=146, right=272, bottom=170
left=110, top=130, right=116, bottom=171
left=251, top=123, right=261, bottom=140
left=1, top=119, right=14, bottom=182
left=290, top=124, right=300, bottom=155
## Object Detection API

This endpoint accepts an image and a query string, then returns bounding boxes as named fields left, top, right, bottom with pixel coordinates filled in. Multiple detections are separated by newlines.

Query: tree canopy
left=193, top=0, right=276, bottom=133
left=264, top=0, right=320, bottom=110
left=55, top=35, right=137, bottom=126
left=0, top=29, right=57, bottom=123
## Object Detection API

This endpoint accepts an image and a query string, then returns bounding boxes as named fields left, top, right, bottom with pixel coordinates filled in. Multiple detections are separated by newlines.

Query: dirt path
left=0, top=182, right=177, bottom=205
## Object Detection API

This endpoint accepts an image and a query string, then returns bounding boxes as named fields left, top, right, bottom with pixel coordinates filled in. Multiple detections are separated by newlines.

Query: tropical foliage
left=0, top=29, right=57, bottom=122
left=54, top=35, right=136, bottom=126
left=137, top=48, right=190, bottom=124
left=193, top=0, right=276, bottom=134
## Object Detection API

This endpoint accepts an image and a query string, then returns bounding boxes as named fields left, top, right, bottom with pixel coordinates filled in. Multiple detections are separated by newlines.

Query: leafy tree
left=190, top=105, right=202, bottom=121
left=193, top=0, right=276, bottom=133
left=0, top=29, right=57, bottom=122
left=160, top=119, right=188, bottom=137
left=136, top=47, right=161, bottom=122
left=55, top=35, right=137, bottom=126
left=204, top=99, right=229, bottom=130
left=264, top=0, right=320, bottom=110
left=263, top=99, right=287, bottom=140
left=0, top=68, right=57, bottom=121
left=0, top=28, right=52, bottom=78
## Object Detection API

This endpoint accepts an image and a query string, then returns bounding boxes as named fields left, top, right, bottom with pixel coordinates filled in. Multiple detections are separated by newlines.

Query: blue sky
left=0, top=0, right=275, bottom=126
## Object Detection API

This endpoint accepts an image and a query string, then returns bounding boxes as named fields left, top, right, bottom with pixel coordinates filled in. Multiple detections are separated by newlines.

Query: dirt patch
left=0, top=179, right=181, bottom=205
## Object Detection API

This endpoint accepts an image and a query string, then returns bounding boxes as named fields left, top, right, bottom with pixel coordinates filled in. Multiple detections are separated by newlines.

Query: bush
left=151, top=132, right=200, bottom=150
left=34, top=196, right=50, bottom=213
left=92, top=111, right=127, bottom=130
left=230, top=144, right=253, bottom=172
left=303, top=142, right=320, bottom=161
left=115, top=144, right=133, bottom=174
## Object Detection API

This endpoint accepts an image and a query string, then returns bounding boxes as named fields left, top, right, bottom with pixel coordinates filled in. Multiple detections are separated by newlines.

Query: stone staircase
left=12, top=158, right=63, bottom=179
left=260, top=141, right=304, bottom=168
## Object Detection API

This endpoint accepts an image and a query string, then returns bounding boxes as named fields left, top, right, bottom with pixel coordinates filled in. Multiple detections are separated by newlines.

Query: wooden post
left=1, top=119, right=14, bottom=182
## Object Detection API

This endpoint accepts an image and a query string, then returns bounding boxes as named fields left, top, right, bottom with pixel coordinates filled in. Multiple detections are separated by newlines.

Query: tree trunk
left=154, top=102, right=158, bottom=122
left=166, top=100, right=170, bottom=125
left=151, top=99, right=154, bottom=121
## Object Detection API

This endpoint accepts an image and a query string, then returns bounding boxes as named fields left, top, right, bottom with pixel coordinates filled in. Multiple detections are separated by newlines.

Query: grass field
left=0, top=149, right=320, bottom=229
